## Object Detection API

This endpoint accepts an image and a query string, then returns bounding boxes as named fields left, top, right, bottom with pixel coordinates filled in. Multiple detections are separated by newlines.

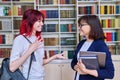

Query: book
left=80, top=56, right=99, bottom=69
left=79, top=51, right=106, bottom=68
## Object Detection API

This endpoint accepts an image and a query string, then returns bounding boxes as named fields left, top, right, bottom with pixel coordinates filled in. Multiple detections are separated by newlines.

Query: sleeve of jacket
left=96, top=41, right=115, bottom=79
left=71, top=49, right=78, bottom=71
left=71, top=40, right=84, bottom=70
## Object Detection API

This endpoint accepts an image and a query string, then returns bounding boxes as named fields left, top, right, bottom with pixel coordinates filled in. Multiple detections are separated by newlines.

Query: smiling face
left=32, top=19, right=44, bottom=33
left=78, top=20, right=91, bottom=39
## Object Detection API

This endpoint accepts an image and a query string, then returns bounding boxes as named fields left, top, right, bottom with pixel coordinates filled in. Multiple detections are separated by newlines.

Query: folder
left=80, top=56, right=99, bottom=69
left=79, top=51, right=106, bottom=69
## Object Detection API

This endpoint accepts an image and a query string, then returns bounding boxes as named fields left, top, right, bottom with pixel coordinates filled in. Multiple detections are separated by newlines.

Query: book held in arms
left=79, top=51, right=106, bottom=69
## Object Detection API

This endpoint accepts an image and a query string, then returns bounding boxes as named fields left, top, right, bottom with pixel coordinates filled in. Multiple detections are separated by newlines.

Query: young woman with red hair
left=9, top=9, right=65, bottom=80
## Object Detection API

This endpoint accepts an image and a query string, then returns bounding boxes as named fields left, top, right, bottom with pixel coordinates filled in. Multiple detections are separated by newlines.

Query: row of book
left=36, top=0, right=75, bottom=5
left=79, top=30, right=120, bottom=42
left=41, top=10, right=58, bottom=18
left=44, top=38, right=59, bottom=46
left=0, top=48, right=74, bottom=59
left=0, top=19, right=21, bottom=30
left=42, top=24, right=59, bottom=32
left=44, top=50, right=74, bottom=59
left=108, top=45, right=120, bottom=55
left=100, top=5, right=120, bottom=14
left=60, top=0, right=75, bottom=4
left=0, top=20, right=12, bottom=31
left=0, top=45, right=119, bottom=58
left=1, top=18, right=120, bottom=32
left=41, top=24, right=76, bottom=32
left=0, top=48, right=11, bottom=58
left=78, top=0, right=116, bottom=1
left=12, top=5, right=34, bottom=16
left=44, top=37, right=76, bottom=46
left=78, top=5, right=120, bottom=14
left=1, top=0, right=34, bottom=1
left=40, top=10, right=76, bottom=18
left=104, top=31, right=120, bottom=41
left=60, top=10, right=76, bottom=18
left=0, top=6, right=11, bottom=16
left=78, top=0, right=99, bottom=1
left=13, top=20, right=21, bottom=30
left=60, top=24, right=76, bottom=32
left=61, top=37, right=76, bottom=45
left=0, top=34, right=13, bottom=44
left=0, top=5, right=34, bottom=16
left=78, top=6, right=96, bottom=14
left=14, top=21, right=76, bottom=32
left=101, top=19, right=120, bottom=28
left=38, top=0, right=58, bottom=5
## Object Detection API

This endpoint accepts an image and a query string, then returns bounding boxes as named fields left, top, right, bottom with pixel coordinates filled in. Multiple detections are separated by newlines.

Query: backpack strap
left=23, top=35, right=36, bottom=80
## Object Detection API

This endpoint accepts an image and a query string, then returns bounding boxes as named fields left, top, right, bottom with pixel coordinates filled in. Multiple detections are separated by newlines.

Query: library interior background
left=0, top=0, right=120, bottom=80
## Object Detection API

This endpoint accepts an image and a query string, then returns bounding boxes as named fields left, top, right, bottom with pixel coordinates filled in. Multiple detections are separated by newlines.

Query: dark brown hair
left=78, top=15, right=105, bottom=40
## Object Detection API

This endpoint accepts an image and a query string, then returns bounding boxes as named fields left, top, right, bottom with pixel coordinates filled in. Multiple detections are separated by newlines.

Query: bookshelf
left=76, top=0, right=120, bottom=55
left=0, top=0, right=34, bottom=58
left=35, top=0, right=77, bottom=59
left=76, top=1, right=120, bottom=79
left=0, top=0, right=120, bottom=80
left=0, top=0, right=119, bottom=61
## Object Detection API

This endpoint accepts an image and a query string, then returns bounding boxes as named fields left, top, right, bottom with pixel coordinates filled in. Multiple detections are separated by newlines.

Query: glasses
left=78, top=23, right=89, bottom=28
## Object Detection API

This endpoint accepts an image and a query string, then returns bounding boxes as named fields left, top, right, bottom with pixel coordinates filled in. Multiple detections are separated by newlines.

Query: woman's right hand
left=28, top=37, right=44, bottom=54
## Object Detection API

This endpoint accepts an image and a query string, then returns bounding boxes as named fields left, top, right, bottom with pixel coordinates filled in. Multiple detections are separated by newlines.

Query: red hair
left=19, top=9, right=44, bottom=37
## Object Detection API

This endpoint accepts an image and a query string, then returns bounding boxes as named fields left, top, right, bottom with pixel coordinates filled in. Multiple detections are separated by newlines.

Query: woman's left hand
left=54, top=54, right=66, bottom=59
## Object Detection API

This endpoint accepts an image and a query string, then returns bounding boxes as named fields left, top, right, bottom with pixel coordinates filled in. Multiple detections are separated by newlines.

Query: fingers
left=79, top=59, right=83, bottom=64
left=55, top=54, right=66, bottom=59
left=37, top=36, right=44, bottom=42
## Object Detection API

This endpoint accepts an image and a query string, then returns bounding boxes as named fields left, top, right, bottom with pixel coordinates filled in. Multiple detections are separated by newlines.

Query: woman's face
left=33, top=19, right=44, bottom=32
left=78, top=20, right=91, bottom=38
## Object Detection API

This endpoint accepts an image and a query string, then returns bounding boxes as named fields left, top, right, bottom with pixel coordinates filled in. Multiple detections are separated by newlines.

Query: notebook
left=79, top=51, right=106, bottom=69
left=80, top=56, right=99, bottom=69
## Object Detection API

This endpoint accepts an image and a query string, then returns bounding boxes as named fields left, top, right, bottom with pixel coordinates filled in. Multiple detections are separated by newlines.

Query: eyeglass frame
left=78, top=23, right=89, bottom=28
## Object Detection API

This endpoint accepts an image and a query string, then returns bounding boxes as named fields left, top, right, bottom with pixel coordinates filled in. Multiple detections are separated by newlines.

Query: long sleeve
left=71, top=39, right=115, bottom=80
left=95, top=41, right=114, bottom=79
left=71, top=40, right=85, bottom=70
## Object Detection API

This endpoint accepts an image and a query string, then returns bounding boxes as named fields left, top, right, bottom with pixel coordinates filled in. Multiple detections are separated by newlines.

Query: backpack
left=0, top=58, right=26, bottom=80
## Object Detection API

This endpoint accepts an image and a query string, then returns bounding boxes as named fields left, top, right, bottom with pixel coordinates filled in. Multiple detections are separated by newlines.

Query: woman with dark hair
left=71, top=15, right=114, bottom=80
left=9, top=9, right=65, bottom=80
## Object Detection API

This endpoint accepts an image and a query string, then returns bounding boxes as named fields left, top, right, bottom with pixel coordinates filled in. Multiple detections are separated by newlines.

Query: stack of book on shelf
left=108, top=45, right=120, bottom=55
left=39, top=0, right=58, bottom=5
left=42, top=24, right=59, bottom=32
left=40, top=10, right=58, bottom=18
left=0, top=6, right=11, bottom=16
left=60, top=0, right=75, bottom=4
left=60, top=24, right=76, bottom=32
left=0, top=33, right=13, bottom=45
left=12, top=5, right=34, bottom=16
left=0, top=48, right=11, bottom=58
left=44, top=38, right=59, bottom=46
left=61, top=37, right=76, bottom=45
left=1, top=0, right=34, bottom=1
left=101, top=19, right=120, bottom=28
left=44, top=50, right=74, bottom=59
left=60, top=10, right=76, bottom=18
left=104, top=30, right=120, bottom=42
left=13, top=20, right=21, bottom=30
left=100, top=5, right=120, bottom=14
left=78, top=6, right=95, bottom=14
left=0, top=20, right=12, bottom=31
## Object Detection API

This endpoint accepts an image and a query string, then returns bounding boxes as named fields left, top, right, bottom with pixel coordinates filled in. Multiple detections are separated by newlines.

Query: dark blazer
left=71, top=39, right=114, bottom=80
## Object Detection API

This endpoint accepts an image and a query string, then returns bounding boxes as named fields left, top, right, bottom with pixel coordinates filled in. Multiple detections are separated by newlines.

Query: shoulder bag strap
left=23, top=35, right=36, bottom=80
